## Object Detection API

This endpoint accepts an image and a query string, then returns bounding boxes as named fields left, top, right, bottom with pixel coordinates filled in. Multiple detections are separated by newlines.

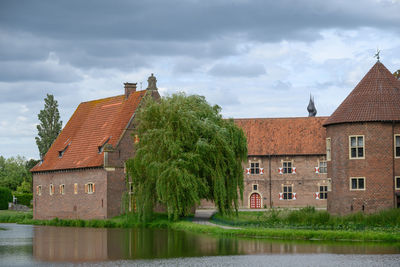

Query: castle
left=31, top=61, right=400, bottom=219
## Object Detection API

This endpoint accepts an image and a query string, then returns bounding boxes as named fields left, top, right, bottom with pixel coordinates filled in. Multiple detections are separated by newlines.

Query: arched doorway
left=250, top=193, right=261, bottom=209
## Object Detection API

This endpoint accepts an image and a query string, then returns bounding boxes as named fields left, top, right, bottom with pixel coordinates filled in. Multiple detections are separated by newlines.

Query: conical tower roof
left=324, top=61, right=400, bottom=126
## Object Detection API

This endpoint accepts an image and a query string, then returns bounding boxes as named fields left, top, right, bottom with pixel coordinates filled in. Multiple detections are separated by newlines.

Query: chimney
left=124, top=82, right=137, bottom=98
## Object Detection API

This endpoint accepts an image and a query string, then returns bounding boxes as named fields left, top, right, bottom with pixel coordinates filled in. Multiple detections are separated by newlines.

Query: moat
left=1, top=223, right=400, bottom=266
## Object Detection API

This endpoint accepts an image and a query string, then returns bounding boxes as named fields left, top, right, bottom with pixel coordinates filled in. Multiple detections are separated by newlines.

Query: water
left=1, top=223, right=399, bottom=266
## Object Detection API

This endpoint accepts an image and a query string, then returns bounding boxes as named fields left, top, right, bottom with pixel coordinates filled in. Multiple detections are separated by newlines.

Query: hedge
left=13, top=192, right=33, bottom=207
left=0, top=187, right=12, bottom=210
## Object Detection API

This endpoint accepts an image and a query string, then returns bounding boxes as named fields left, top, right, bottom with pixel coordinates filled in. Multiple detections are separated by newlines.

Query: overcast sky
left=1, top=0, right=400, bottom=159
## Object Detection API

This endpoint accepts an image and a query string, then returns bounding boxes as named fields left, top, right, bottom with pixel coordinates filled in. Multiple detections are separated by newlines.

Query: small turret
left=307, top=94, right=317, bottom=117
left=146, top=73, right=158, bottom=91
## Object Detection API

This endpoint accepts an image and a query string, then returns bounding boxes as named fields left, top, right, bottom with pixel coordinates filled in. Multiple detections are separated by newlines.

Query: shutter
left=315, top=192, right=320, bottom=200
left=59, top=185, right=62, bottom=194
left=278, top=167, right=283, bottom=174
left=279, top=192, right=283, bottom=200
left=93, top=183, right=95, bottom=193
left=315, top=167, right=319, bottom=174
left=36, top=186, right=39, bottom=195
left=52, top=185, right=55, bottom=195
left=260, top=168, right=264, bottom=175
left=292, top=167, right=296, bottom=174
left=85, top=184, right=88, bottom=194
left=293, top=193, right=297, bottom=200
left=246, top=168, right=250, bottom=175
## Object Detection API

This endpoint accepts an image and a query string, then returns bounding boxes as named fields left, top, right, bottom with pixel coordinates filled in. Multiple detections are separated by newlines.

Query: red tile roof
left=31, top=90, right=147, bottom=172
left=324, top=62, right=400, bottom=126
left=235, top=117, right=328, bottom=156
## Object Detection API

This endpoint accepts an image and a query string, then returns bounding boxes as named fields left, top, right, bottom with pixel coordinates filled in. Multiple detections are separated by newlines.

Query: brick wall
left=199, top=154, right=329, bottom=209
left=33, top=168, right=107, bottom=220
left=327, top=122, right=399, bottom=215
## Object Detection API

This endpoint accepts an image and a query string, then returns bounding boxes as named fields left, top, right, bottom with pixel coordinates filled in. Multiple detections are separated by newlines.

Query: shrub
left=0, top=187, right=12, bottom=210
left=13, top=192, right=33, bottom=207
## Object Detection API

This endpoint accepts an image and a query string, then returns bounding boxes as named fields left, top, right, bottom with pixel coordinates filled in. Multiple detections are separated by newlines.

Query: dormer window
left=98, top=137, right=111, bottom=154
left=59, top=142, right=71, bottom=158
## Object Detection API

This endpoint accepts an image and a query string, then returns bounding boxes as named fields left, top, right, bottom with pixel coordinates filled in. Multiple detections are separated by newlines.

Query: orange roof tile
left=235, top=117, right=328, bottom=156
left=324, top=62, right=400, bottom=126
left=32, top=90, right=146, bottom=172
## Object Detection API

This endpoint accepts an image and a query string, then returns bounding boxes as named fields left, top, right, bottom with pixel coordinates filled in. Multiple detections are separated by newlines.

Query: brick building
left=32, top=61, right=400, bottom=219
left=31, top=75, right=159, bottom=219
left=200, top=117, right=330, bottom=209
left=324, top=61, right=400, bottom=215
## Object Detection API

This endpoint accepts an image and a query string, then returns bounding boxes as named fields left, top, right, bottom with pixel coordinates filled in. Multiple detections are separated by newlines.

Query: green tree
left=394, top=70, right=400, bottom=80
left=35, top=94, right=62, bottom=158
left=0, top=156, right=30, bottom=191
left=126, top=93, right=247, bottom=221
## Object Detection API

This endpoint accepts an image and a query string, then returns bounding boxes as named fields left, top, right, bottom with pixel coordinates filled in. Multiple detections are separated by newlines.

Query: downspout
left=269, top=154, right=272, bottom=208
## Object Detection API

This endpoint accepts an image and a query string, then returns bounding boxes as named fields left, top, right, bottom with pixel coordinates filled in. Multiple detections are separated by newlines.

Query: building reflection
left=33, top=226, right=400, bottom=262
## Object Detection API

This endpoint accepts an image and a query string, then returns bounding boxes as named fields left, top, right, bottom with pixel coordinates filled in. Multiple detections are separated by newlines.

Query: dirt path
left=193, top=209, right=241, bottom=230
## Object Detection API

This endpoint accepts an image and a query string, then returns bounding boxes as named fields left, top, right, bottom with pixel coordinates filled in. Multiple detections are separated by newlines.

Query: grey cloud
left=0, top=59, right=83, bottom=83
left=208, top=63, right=266, bottom=77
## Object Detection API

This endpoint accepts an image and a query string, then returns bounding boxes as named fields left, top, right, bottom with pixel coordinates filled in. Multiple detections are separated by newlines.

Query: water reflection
left=29, top=225, right=400, bottom=262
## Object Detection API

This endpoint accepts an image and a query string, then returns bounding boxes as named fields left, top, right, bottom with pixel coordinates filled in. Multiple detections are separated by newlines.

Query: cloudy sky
left=1, top=0, right=400, bottom=159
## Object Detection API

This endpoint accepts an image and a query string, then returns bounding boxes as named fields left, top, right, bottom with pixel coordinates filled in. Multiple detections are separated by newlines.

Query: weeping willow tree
left=126, top=93, right=247, bottom=221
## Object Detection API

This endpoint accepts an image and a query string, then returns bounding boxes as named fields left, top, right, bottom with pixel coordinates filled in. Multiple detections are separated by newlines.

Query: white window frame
left=318, top=160, right=327, bottom=174
left=350, top=177, right=366, bottom=191
left=282, top=161, right=292, bottom=174
left=60, top=184, right=65, bottom=195
left=395, top=176, right=400, bottom=190
left=87, top=183, right=94, bottom=194
left=282, top=184, right=293, bottom=200
left=37, top=185, right=42, bottom=196
left=49, top=184, right=54, bottom=195
left=250, top=161, right=260, bottom=175
left=349, top=135, right=365, bottom=159
left=319, top=185, right=328, bottom=199
left=395, top=135, right=400, bottom=158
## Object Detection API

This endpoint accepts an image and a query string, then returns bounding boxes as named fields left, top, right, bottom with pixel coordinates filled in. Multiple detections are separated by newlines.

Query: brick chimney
left=124, top=82, right=137, bottom=98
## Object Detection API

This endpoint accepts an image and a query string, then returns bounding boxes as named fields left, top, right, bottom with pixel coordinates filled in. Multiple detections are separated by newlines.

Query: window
left=350, top=177, right=365, bottom=190
left=59, top=184, right=65, bottom=195
left=253, top=184, right=258, bottom=191
left=349, top=136, right=364, bottom=159
left=319, top=185, right=328, bottom=199
left=36, top=185, right=42, bottom=196
left=395, top=177, right=400, bottom=190
left=319, top=161, right=327, bottom=174
left=326, top=138, right=331, bottom=161
left=395, top=135, right=400, bottom=158
left=250, top=162, right=259, bottom=174
left=49, top=184, right=54, bottom=195
left=283, top=161, right=292, bottom=174
left=85, top=183, right=95, bottom=194
left=283, top=185, right=293, bottom=200
left=74, top=183, right=78, bottom=194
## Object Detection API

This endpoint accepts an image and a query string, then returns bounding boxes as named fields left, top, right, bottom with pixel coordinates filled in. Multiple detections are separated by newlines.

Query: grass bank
left=0, top=210, right=33, bottom=223
left=170, top=221, right=400, bottom=243
left=0, top=210, right=171, bottom=228
left=212, top=207, right=400, bottom=231
left=2, top=209, right=400, bottom=243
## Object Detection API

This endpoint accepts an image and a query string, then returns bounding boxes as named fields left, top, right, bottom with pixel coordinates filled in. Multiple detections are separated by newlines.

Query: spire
left=307, top=94, right=317, bottom=117
left=146, top=73, right=158, bottom=91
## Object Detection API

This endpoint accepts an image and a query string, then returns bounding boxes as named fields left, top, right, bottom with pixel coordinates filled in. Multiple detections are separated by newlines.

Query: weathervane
left=374, top=48, right=380, bottom=61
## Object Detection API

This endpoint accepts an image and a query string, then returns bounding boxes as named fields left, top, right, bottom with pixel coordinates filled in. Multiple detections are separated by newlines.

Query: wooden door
left=250, top=193, right=261, bottom=209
